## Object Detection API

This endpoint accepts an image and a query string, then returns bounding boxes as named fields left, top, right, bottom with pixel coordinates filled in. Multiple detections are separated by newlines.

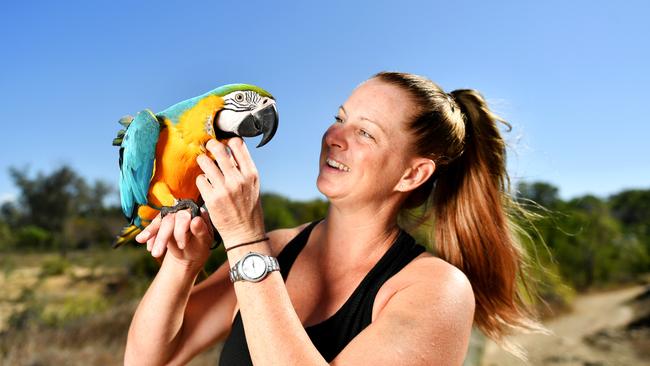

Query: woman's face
left=317, top=78, right=418, bottom=204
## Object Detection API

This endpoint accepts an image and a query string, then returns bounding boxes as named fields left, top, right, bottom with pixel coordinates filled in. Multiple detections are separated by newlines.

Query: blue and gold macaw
left=112, top=84, right=278, bottom=248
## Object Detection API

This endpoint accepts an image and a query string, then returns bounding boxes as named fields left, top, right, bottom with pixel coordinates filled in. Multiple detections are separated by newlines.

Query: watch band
left=229, top=252, right=280, bottom=283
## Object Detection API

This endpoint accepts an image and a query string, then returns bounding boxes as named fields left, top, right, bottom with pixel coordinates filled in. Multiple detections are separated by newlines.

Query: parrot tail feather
left=119, top=115, right=134, bottom=127
left=112, top=115, right=134, bottom=146
left=112, top=224, right=142, bottom=249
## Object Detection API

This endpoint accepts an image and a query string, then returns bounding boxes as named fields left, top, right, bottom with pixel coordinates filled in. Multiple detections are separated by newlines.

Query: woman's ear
left=395, top=158, right=436, bottom=192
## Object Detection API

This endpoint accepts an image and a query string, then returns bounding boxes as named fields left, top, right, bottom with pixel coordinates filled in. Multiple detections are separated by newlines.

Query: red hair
left=375, top=71, right=550, bottom=360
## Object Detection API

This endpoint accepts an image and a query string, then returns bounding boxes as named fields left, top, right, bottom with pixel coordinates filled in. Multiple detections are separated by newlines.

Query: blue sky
left=1, top=0, right=648, bottom=204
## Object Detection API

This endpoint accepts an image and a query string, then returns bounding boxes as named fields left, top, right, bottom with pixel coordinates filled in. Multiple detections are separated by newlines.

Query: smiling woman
left=124, top=71, right=548, bottom=366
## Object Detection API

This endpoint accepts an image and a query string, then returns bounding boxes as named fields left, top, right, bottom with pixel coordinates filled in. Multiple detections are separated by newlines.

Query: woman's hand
left=196, top=138, right=266, bottom=248
left=135, top=209, right=213, bottom=271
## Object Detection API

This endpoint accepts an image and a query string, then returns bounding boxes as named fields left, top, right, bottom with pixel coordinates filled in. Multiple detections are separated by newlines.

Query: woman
left=125, top=72, right=547, bottom=365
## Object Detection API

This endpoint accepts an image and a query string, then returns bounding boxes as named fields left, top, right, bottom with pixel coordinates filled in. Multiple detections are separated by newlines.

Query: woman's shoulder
left=409, top=254, right=471, bottom=284
left=406, top=254, right=474, bottom=299
left=375, top=253, right=475, bottom=319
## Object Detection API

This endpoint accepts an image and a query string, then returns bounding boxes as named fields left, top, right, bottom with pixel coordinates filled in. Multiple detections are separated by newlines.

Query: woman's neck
left=313, top=199, right=402, bottom=271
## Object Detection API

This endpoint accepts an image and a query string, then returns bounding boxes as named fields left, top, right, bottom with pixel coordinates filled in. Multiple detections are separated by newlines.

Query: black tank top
left=218, top=220, right=426, bottom=365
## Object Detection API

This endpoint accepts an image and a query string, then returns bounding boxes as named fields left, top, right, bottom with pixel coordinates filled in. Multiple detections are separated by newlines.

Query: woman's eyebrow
left=339, top=105, right=387, bottom=135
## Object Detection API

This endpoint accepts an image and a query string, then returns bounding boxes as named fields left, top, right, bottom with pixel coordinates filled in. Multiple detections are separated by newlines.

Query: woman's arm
left=125, top=245, right=202, bottom=366
left=124, top=210, right=235, bottom=366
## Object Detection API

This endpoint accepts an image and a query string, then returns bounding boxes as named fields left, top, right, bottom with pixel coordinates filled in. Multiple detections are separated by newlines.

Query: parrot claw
left=160, top=199, right=201, bottom=218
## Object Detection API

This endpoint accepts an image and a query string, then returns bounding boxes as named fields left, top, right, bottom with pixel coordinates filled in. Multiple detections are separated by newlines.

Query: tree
left=516, top=181, right=561, bottom=209
left=609, top=189, right=650, bottom=248
left=8, top=165, right=116, bottom=254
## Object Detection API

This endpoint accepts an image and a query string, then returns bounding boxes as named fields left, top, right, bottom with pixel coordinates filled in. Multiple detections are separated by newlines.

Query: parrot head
left=213, top=84, right=278, bottom=147
left=157, top=83, right=279, bottom=148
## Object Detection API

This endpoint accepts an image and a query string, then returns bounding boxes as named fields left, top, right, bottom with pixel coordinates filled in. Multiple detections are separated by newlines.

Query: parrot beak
left=236, top=101, right=279, bottom=147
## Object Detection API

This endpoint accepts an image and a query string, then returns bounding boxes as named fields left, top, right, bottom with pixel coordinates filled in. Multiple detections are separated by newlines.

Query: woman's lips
left=325, top=158, right=351, bottom=172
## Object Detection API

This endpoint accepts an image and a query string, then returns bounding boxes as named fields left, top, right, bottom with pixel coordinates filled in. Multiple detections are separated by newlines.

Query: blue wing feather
left=119, top=109, right=160, bottom=219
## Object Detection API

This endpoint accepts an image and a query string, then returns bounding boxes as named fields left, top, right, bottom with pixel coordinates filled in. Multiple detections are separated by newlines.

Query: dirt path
left=480, top=284, right=649, bottom=366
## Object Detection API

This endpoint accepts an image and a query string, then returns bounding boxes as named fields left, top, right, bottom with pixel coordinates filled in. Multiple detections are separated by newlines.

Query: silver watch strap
left=266, top=255, right=280, bottom=272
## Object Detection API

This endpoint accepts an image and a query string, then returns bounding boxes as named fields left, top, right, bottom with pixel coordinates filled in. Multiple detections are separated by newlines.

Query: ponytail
left=373, top=71, right=549, bottom=361
left=437, top=89, right=548, bottom=358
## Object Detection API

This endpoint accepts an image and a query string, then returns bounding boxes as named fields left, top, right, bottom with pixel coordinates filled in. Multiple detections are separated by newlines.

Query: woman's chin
left=316, top=176, right=343, bottom=199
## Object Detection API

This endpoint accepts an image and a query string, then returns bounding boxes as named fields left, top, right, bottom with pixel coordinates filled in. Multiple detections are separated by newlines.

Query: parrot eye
left=235, top=93, right=245, bottom=102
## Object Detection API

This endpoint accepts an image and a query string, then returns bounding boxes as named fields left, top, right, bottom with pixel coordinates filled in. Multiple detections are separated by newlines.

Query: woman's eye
left=334, top=116, right=343, bottom=123
left=359, top=129, right=374, bottom=139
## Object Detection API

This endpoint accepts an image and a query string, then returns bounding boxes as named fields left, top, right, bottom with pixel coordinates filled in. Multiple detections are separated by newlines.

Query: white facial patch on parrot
left=216, top=91, right=276, bottom=134
left=217, top=109, right=246, bottom=133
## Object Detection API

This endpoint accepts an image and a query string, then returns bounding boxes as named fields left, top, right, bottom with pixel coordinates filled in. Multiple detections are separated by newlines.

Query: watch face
left=242, top=254, right=266, bottom=280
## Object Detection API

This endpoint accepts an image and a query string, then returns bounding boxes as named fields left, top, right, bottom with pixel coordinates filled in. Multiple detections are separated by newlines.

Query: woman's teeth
left=326, top=158, right=350, bottom=172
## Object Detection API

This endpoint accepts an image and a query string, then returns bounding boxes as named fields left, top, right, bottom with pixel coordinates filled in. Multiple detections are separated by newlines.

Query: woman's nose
left=324, top=124, right=348, bottom=150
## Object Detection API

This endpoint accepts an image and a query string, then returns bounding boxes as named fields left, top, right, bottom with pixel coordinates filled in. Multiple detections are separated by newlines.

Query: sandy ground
left=481, top=284, right=650, bottom=366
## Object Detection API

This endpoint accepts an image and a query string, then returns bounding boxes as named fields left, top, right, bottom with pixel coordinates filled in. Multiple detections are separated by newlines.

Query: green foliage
left=0, top=201, right=20, bottom=227
left=14, top=225, right=52, bottom=250
left=0, top=220, right=14, bottom=250
left=261, top=192, right=328, bottom=231
left=516, top=182, right=650, bottom=292
left=7, top=165, right=117, bottom=253
left=262, top=193, right=299, bottom=229
left=610, top=189, right=650, bottom=252
left=40, top=256, right=71, bottom=277
left=517, top=181, right=562, bottom=209
left=9, top=166, right=81, bottom=232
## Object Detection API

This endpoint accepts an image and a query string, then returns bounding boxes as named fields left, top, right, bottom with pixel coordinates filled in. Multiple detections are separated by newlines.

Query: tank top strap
left=365, top=230, right=426, bottom=294
left=278, top=219, right=322, bottom=280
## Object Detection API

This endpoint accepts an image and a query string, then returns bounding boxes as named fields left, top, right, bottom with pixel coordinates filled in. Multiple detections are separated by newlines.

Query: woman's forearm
left=125, top=254, right=201, bottom=366
left=227, top=241, right=328, bottom=366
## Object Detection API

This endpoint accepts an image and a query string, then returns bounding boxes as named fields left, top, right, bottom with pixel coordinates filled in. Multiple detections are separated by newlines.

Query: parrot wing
left=118, top=109, right=160, bottom=219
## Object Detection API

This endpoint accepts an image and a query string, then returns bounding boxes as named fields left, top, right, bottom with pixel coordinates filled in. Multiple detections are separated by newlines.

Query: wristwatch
left=229, top=252, right=280, bottom=283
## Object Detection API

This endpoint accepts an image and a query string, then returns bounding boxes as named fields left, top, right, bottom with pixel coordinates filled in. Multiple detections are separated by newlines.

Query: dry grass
left=0, top=249, right=226, bottom=365
left=0, top=299, right=224, bottom=365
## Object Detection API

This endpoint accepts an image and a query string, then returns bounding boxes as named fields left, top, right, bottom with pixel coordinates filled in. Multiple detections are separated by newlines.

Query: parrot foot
left=160, top=199, right=201, bottom=218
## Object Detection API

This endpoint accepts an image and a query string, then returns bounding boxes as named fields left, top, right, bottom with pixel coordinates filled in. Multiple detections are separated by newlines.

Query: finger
left=206, top=139, right=240, bottom=178
left=147, top=235, right=156, bottom=252
left=227, top=138, right=257, bottom=178
left=200, top=207, right=214, bottom=237
left=152, top=214, right=175, bottom=257
left=196, top=174, right=216, bottom=202
left=197, top=153, right=224, bottom=186
left=136, top=213, right=162, bottom=243
left=173, top=210, right=192, bottom=250
left=190, top=213, right=213, bottom=248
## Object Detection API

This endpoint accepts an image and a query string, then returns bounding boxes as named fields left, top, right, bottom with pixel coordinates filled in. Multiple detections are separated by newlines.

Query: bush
left=0, top=221, right=14, bottom=250
left=15, top=225, right=52, bottom=250
left=40, top=256, right=70, bottom=277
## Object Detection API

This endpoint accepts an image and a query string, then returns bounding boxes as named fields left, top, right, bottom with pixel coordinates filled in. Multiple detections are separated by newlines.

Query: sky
left=1, top=0, right=648, bottom=205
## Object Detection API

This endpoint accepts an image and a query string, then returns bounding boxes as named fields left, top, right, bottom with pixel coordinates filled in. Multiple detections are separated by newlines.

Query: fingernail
left=152, top=247, right=160, bottom=257
left=200, top=207, right=206, bottom=214
left=137, top=231, right=150, bottom=241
